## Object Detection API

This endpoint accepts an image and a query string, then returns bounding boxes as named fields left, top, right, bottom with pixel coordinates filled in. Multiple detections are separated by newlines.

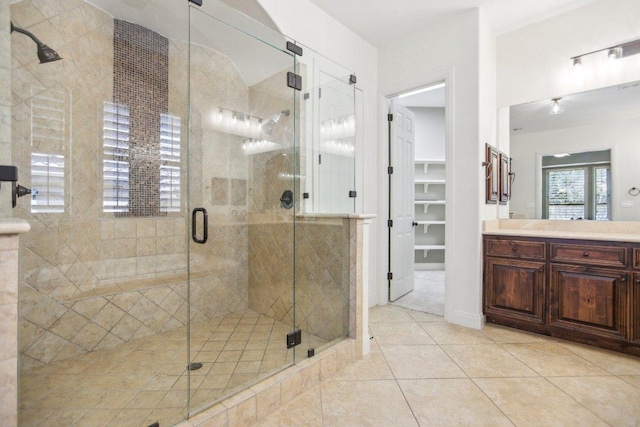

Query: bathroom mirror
left=507, top=80, right=640, bottom=221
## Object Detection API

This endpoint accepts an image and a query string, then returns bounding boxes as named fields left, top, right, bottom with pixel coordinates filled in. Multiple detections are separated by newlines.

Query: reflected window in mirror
left=542, top=150, right=611, bottom=220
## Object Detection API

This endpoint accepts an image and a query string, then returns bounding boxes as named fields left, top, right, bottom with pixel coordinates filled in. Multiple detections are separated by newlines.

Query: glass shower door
left=187, top=4, right=297, bottom=414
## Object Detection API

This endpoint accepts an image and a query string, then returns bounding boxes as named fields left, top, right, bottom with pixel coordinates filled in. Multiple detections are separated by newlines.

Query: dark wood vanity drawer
left=485, top=238, right=546, bottom=260
left=550, top=243, right=627, bottom=268
left=634, top=248, right=640, bottom=270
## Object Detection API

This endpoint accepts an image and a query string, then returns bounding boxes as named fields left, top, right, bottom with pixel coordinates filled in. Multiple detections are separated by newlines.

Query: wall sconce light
left=549, top=97, right=564, bottom=115
left=570, top=38, right=640, bottom=66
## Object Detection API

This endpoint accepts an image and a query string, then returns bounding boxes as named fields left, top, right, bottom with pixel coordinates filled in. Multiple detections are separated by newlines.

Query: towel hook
left=482, top=161, right=492, bottom=179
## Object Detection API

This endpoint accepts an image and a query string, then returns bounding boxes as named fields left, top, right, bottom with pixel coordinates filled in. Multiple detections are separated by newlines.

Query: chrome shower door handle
left=192, top=207, right=208, bottom=244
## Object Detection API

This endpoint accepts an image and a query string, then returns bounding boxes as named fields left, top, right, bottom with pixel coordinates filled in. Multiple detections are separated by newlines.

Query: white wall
left=497, top=0, right=640, bottom=108
left=510, top=118, right=640, bottom=221
left=257, top=0, right=380, bottom=306
left=410, top=107, right=445, bottom=160
left=479, top=8, right=504, bottom=222
left=379, top=9, right=487, bottom=329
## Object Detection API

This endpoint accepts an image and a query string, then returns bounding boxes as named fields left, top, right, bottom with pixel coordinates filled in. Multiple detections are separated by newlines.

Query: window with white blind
left=160, top=113, right=181, bottom=213
left=543, top=164, right=610, bottom=220
left=103, top=102, right=130, bottom=213
left=31, top=152, right=65, bottom=213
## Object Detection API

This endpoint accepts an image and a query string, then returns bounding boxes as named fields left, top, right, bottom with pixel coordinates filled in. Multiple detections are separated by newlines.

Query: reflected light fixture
left=553, top=153, right=571, bottom=158
left=571, top=38, right=640, bottom=67
left=549, top=97, right=564, bottom=115
left=608, top=47, right=623, bottom=60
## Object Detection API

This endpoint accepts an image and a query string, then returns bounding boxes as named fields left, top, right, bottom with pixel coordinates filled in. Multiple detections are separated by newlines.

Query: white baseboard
left=445, top=310, right=485, bottom=330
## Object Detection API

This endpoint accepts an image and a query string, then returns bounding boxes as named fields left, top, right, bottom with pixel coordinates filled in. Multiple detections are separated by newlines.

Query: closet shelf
left=414, top=200, right=445, bottom=205
left=415, top=244, right=445, bottom=250
left=415, top=244, right=445, bottom=257
left=415, top=179, right=445, bottom=184
left=415, top=159, right=445, bottom=165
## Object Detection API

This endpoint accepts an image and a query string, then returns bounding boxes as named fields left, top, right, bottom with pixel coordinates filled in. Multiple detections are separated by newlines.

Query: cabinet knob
left=583, top=252, right=589, bottom=257
left=511, top=246, right=518, bottom=251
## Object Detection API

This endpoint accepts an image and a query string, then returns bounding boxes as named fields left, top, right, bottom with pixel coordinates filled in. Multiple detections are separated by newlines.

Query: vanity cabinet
left=549, top=264, right=628, bottom=342
left=485, top=257, right=546, bottom=325
left=484, top=235, right=640, bottom=356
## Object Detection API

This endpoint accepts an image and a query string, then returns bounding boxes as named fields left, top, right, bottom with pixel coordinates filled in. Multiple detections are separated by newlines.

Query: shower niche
left=11, top=0, right=357, bottom=426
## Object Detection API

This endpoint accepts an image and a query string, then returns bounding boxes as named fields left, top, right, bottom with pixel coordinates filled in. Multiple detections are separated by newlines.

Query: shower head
left=11, top=21, right=62, bottom=64
left=261, top=109, right=290, bottom=135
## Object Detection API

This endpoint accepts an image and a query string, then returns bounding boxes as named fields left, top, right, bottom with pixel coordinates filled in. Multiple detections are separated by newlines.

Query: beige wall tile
left=0, top=250, right=19, bottom=305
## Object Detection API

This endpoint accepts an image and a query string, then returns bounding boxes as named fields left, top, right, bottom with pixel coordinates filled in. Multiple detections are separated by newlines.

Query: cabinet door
left=485, top=257, right=546, bottom=324
left=633, top=274, right=640, bottom=345
left=550, top=264, right=628, bottom=342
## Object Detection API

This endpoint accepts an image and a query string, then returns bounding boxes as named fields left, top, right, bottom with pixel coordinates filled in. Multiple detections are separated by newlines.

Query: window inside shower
left=11, top=1, right=356, bottom=426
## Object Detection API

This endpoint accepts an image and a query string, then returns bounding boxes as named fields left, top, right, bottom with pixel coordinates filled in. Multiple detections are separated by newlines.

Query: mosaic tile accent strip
left=113, top=19, right=169, bottom=217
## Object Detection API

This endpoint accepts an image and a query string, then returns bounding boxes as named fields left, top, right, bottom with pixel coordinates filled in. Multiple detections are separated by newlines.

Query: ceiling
left=307, top=0, right=598, bottom=47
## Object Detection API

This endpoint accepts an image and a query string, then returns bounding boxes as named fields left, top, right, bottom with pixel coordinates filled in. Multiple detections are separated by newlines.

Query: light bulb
left=549, top=98, right=564, bottom=115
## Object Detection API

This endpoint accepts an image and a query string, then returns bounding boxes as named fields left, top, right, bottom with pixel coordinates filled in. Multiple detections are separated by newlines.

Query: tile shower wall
left=0, top=0, right=11, bottom=217
left=10, top=0, right=257, bottom=368
left=249, top=219, right=351, bottom=342
left=10, top=0, right=347, bottom=373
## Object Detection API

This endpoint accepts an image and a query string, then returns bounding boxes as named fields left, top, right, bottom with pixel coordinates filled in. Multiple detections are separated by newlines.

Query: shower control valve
left=0, top=165, right=32, bottom=208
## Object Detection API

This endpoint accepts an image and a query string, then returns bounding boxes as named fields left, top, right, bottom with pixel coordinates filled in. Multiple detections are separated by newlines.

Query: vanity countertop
left=483, top=219, right=640, bottom=243
left=0, top=219, right=31, bottom=235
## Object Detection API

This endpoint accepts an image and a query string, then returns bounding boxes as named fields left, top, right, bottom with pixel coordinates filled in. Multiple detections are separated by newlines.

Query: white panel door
left=389, top=101, right=415, bottom=301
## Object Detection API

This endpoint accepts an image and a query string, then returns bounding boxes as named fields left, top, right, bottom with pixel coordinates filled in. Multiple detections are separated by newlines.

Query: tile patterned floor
left=258, top=305, right=640, bottom=426
left=19, top=310, right=326, bottom=427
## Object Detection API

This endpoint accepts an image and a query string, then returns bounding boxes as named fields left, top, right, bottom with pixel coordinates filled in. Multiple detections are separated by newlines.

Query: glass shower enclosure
left=11, top=0, right=355, bottom=425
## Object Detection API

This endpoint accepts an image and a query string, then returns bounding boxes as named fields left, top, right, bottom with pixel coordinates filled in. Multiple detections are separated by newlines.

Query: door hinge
left=286, top=41, right=303, bottom=56
left=188, top=0, right=202, bottom=5
left=387, top=113, right=393, bottom=122
left=287, top=72, right=302, bottom=91
left=286, top=329, right=302, bottom=349
left=349, top=191, right=357, bottom=198
left=318, top=154, right=322, bottom=165
left=387, top=166, right=394, bottom=174
left=319, top=88, right=322, bottom=98
left=303, top=192, right=310, bottom=199
left=349, top=74, right=357, bottom=85
left=303, top=92, right=310, bottom=100
left=387, top=219, right=393, bottom=227
left=387, top=272, right=393, bottom=280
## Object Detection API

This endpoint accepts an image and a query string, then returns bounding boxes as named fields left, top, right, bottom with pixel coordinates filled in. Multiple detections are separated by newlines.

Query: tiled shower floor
left=19, top=310, right=327, bottom=427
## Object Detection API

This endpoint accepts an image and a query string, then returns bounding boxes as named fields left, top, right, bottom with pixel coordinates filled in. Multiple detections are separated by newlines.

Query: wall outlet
left=621, top=200, right=634, bottom=208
